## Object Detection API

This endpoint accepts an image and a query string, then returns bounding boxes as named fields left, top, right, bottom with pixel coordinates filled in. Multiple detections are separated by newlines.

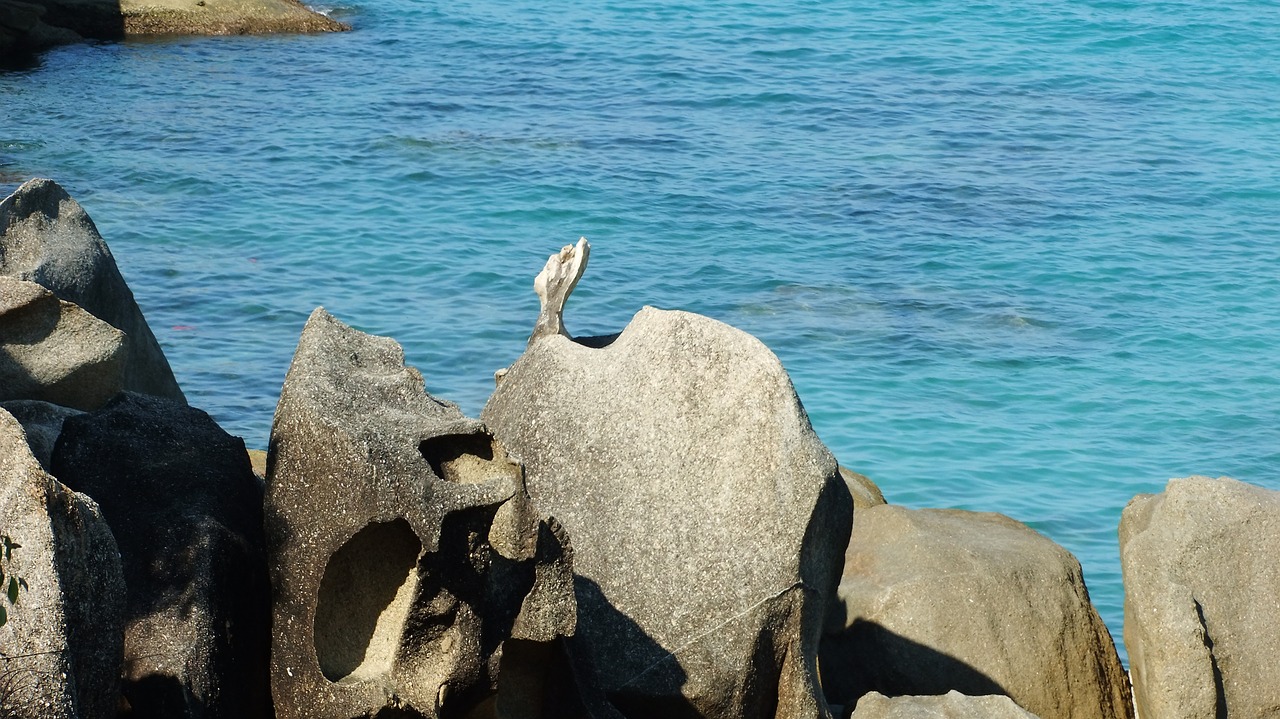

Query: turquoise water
left=4, top=0, right=1280, bottom=663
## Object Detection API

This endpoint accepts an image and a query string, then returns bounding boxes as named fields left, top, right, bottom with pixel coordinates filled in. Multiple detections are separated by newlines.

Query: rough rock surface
left=0, top=276, right=126, bottom=411
left=0, top=0, right=342, bottom=57
left=1, top=178, right=184, bottom=402
left=120, top=0, right=346, bottom=36
left=847, top=691, right=1041, bottom=719
left=483, top=304, right=853, bottom=719
left=0, top=399, right=82, bottom=471
left=821, top=505, right=1131, bottom=719
left=267, top=308, right=576, bottom=719
left=50, top=392, right=270, bottom=719
left=0, top=407, right=125, bottom=719
left=1120, top=475, right=1280, bottom=719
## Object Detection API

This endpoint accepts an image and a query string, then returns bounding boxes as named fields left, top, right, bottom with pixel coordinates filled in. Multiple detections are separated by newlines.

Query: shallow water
left=5, top=0, right=1280, bottom=662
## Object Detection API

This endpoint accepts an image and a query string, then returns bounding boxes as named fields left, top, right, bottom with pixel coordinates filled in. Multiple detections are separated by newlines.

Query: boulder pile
left=2, top=178, right=1278, bottom=718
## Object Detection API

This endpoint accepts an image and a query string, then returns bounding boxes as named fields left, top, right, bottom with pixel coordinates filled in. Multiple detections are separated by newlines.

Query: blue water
left=4, top=0, right=1280, bottom=664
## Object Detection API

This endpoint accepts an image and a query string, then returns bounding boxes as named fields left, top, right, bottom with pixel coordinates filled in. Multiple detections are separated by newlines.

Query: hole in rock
left=419, top=433, right=517, bottom=485
left=315, top=519, right=422, bottom=683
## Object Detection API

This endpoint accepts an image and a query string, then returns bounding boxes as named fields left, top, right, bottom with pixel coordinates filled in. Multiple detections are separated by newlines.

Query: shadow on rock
left=821, top=620, right=1007, bottom=707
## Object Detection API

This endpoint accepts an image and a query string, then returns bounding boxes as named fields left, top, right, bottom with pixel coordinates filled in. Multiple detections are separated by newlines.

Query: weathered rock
left=820, top=505, right=1131, bottom=719
left=119, top=0, right=346, bottom=36
left=839, top=467, right=886, bottom=510
left=1120, top=475, right=1280, bottom=719
left=0, top=407, right=125, bottom=719
left=1, top=0, right=341, bottom=57
left=267, top=308, right=576, bottom=719
left=0, top=399, right=82, bottom=471
left=0, top=178, right=184, bottom=403
left=847, top=691, right=1041, bottom=719
left=0, top=276, right=126, bottom=411
left=483, top=260, right=853, bottom=719
left=50, top=392, right=270, bottom=719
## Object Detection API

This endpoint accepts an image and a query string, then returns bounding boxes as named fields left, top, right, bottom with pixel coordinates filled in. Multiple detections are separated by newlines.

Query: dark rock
left=0, top=399, right=82, bottom=471
left=483, top=298, right=853, bottom=718
left=1, top=178, right=185, bottom=403
left=0, top=407, right=125, bottom=719
left=0, top=276, right=126, bottom=411
left=847, top=691, right=1041, bottom=719
left=1120, top=475, right=1280, bottom=719
left=821, top=505, right=1131, bottom=719
left=50, top=392, right=270, bottom=719
left=267, top=308, right=575, bottom=719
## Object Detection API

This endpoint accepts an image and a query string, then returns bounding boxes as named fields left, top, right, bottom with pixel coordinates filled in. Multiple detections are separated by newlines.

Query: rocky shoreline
left=0, top=0, right=344, bottom=60
left=2, top=177, right=1278, bottom=718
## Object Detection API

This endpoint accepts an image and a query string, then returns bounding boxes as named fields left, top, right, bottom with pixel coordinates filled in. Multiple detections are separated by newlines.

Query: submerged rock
left=483, top=243, right=852, bottom=719
left=0, top=276, right=126, bottom=411
left=0, top=178, right=185, bottom=403
left=0, top=407, right=125, bottom=719
left=821, top=505, right=1131, bottom=719
left=267, top=308, right=575, bottom=719
left=1120, top=476, right=1280, bottom=719
left=51, top=392, right=270, bottom=719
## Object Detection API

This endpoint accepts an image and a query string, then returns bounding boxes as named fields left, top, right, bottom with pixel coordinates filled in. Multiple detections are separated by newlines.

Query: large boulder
left=821, top=505, right=1131, bottom=719
left=1120, top=475, right=1280, bottom=719
left=0, top=407, right=124, bottom=719
left=1, top=178, right=184, bottom=403
left=847, top=691, right=1041, bottom=719
left=482, top=242, right=851, bottom=719
left=266, top=308, right=576, bottom=719
left=50, top=392, right=270, bottom=719
left=0, top=399, right=82, bottom=471
left=0, top=276, right=126, bottom=411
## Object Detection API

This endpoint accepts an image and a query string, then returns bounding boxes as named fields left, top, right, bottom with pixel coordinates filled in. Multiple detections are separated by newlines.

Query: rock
left=847, top=691, right=1041, bottom=719
left=839, top=467, right=886, bottom=510
left=0, top=399, right=82, bottom=472
left=482, top=248, right=853, bottom=719
left=50, top=392, right=270, bottom=719
left=0, top=0, right=82, bottom=56
left=267, top=308, right=576, bottom=719
left=1119, top=475, right=1280, bottom=719
left=0, top=276, right=127, bottom=411
left=820, top=505, right=1131, bottom=719
left=0, top=179, right=185, bottom=403
left=529, top=237, right=589, bottom=343
left=119, top=0, right=346, bottom=35
left=0, top=407, right=125, bottom=719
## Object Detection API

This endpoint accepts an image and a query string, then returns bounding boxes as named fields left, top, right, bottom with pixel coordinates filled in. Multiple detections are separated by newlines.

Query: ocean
left=4, top=0, right=1280, bottom=664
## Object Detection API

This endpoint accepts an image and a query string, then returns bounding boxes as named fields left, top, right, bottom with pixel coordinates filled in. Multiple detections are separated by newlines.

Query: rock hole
left=315, top=519, right=422, bottom=683
left=419, top=432, right=517, bottom=485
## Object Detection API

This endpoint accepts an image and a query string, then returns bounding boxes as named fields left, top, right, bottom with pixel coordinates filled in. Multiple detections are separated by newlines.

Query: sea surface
left=4, top=0, right=1280, bottom=664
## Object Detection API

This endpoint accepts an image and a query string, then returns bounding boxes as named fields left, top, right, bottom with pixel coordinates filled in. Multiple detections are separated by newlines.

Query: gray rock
left=267, top=308, right=576, bottom=719
left=483, top=303, right=853, bottom=719
left=0, top=407, right=125, bottom=719
left=0, top=277, right=126, bottom=411
left=821, top=505, right=1131, bottom=719
left=1120, top=475, right=1280, bottom=719
left=0, top=399, right=82, bottom=472
left=847, top=691, right=1041, bottom=719
left=50, top=392, right=269, bottom=719
left=0, top=178, right=185, bottom=403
